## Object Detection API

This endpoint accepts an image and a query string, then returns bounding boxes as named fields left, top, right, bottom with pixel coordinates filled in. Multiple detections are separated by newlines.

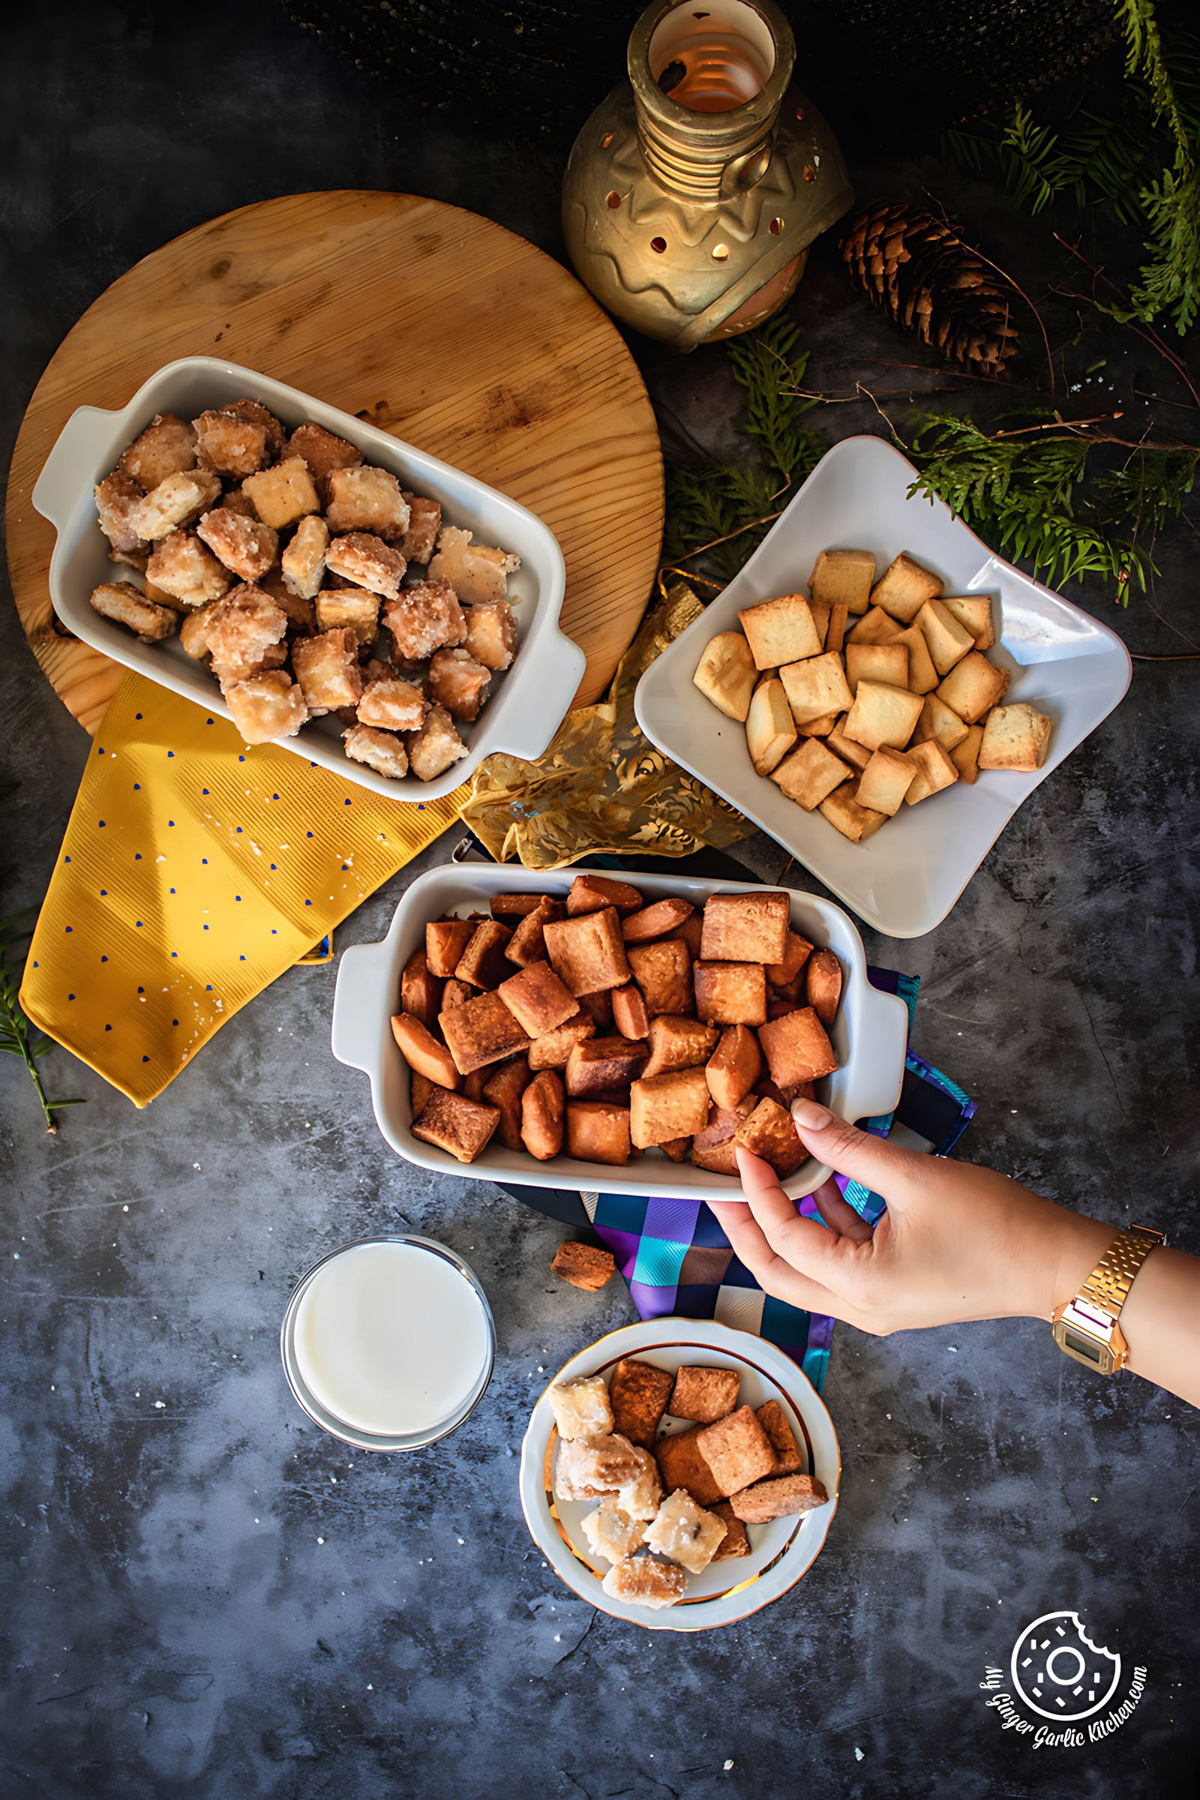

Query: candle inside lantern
left=651, top=2, right=774, bottom=113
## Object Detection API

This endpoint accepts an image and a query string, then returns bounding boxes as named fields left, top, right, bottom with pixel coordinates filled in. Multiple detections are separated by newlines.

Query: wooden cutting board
left=6, top=190, right=664, bottom=731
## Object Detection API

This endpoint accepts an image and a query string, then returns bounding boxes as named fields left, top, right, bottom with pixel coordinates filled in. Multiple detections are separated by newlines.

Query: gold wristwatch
left=1051, top=1225, right=1165, bottom=1373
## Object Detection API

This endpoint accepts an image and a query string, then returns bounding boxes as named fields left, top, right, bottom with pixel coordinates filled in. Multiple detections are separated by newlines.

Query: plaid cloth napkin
left=580, top=971, right=974, bottom=1394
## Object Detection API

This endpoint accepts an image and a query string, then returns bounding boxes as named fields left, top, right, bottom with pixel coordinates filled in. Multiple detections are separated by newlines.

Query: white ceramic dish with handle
left=32, top=355, right=584, bottom=800
left=635, top=434, right=1132, bottom=938
left=518, top=1318, right=840, bottom=1632
left=330, top=862, right=908, bottom=1202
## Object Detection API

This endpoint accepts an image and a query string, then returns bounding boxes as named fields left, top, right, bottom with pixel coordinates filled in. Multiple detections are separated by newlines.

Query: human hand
left=722, top=1099, right=1108, bottom=1336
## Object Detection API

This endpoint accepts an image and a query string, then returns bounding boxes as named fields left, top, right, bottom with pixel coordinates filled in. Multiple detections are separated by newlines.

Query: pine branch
left=894, top=407, right=1197, bottom=602
left=945, top=4, right=1200, bottom=333
left=1114, top=0, right=1200, bottom=332
left=0, top=781, right=84, bottom=1134
left=662, top=316, right=825, bottom=585
left=0, top=914, right=84, bottom=1134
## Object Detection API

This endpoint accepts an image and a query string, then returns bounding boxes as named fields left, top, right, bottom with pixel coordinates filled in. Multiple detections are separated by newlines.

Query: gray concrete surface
left=1, top=5, right=1197, bottom=1797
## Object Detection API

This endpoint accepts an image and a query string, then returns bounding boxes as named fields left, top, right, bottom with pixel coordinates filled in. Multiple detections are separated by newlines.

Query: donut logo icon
left=1010, top=1611, right=1122, bottom=1722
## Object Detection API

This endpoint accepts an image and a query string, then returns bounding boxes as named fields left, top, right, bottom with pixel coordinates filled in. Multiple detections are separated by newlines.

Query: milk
left=292, top=1240, right=492, bottom=1439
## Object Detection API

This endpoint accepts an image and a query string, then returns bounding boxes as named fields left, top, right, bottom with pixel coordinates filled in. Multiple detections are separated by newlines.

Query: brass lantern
left=562, top=0, right=853, bottom=350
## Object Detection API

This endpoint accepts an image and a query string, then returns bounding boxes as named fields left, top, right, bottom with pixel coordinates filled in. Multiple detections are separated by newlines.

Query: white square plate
left=634, top=435, right=1131, bottom=937
left=32, top=356, right=584, bottom=801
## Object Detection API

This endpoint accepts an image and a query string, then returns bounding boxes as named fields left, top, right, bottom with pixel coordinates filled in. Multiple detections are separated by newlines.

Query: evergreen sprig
left=897, top=410, right=1197, bottom=601
left=663, top=315, right=825, bottom=584
left=0, top=913, right=85, bottom=1134
left=945, top=1, right=1200, bottom=333
left=0, top=783, right=84, bottom=1133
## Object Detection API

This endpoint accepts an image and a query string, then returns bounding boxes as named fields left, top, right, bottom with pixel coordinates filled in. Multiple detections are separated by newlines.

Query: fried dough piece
left=428, top=646, right=492, bottom=722
left=565, top=1099, right=631, bottom=1165
left=180, top=598, right=220, bottom=658
left=805, top=948, right=843, bottom=1027
left=315, top=586, right=381, bottom=646
left=582, top=1501, right=646, bottom=1565
left=482, top=1056, right=532, bottom=1151
left=550, top=1240, right=615, bottom=1291
left=131, top=468, right=222, bottom=541
left=292, top=627, right=364, bottom=714
left=464, top=597, right=518, bottom=671
left=400, top=949, right=442, bottom=1032
left=223, top=669, right=308, bottom=744
left=690, top=1098, right=756, bottom=1174
left=567, top=873, right=644, bottom=917
left=88, top=580, right=178, bottom=641
left=384, top=577, right=467, bottom=660
left=192, top=407, right=272, bottom=478
left=118, top=412, right=197, bottom=488
left=734, top=1096, right=807, bottom=1178
left=654, top=1426, right=723, bottom=1507
left=285, top=421, right=363, bottom=496
left=280, top=513, right=330, bottom=600
left=499, top=963, right=579, bottom=1037
left=670, top=1366, right=739, bottom=1424
left=324, top=532, right=406, bottom=599
left=705, top=1025, right=763, bottom=1111
left=94, top=470, right=151, bottom=559
left=196, top=508, right=279, bottom=582
left=410, top=1085, right=500, bottom=1164
left=406, top=705, right=469, bottom=782
left=399, top=492, right=442, bottom=563
left=549, top=1375, right=614, bottom=1441
left=429, top=524, right=520, bottom=605
left=601, top=1554, right=685, bottom=1610
left=609, top=1358, right=674, bottom=1449
left=357, top=676, right=426, bottom=732
left=756, top=1399, right=804, bottom=1475
left=711, top=1501, right=751, bottom=1560
left=527, top=1015, right=595, bottom=1071
left=325, top=464, right=411, bottom=538
left=343, top=723, right=409, bottom=779
left=521, top=1069, right=565, bottom=1160
left=145, top=530, right=231, bottom=607
left=695, top=1404, right=777, bottom=1498
left=643, top=1489, right=727, bottom=1574
left=629, top=1067, right=710, bottom=1148
left=240, top=456, right=320, bottom=530
left=205, top=585, right=289, bottom=686
left=729, top=1473, right=828, bottom=1522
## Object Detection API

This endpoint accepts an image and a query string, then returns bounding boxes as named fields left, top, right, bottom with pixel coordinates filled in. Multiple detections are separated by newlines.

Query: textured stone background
left=1, top=5, right=1197, bottom=1798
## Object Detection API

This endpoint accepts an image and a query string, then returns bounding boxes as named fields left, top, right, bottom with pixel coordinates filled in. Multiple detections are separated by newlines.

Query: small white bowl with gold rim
left=518, top=1318, right=840, bottom=1632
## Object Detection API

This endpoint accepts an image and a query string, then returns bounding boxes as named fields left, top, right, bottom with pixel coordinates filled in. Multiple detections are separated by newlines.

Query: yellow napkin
left=21, top=673, right=468, bottom=1106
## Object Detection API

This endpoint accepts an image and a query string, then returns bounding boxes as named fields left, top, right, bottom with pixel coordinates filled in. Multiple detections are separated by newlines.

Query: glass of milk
left=280, top=1235, right=496, bottom=1450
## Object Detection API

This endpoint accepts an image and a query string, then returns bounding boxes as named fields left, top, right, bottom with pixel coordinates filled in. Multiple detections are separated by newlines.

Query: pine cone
left=842, top=202, right=1021, bottom=378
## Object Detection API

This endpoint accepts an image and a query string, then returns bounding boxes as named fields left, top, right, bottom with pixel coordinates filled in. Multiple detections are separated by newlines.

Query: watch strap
left=1077, top=1224, right=1165, bottom=1320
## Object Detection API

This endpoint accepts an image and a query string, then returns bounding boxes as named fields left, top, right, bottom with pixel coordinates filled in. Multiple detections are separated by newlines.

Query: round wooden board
left=6, top=190, right=664, bottom=732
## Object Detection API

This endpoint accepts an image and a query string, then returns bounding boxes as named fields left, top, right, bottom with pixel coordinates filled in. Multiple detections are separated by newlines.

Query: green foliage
left=898, top=410, right=1197, bottom=601
left=0, top=783, right=84, bottom=1133
left=1115, top=0, right=1200, bottom=330
left=663, top=315, right=825, bottom=584
left=0, top=912, right=85, bottom=1133
left=945, top=1, right=1200, bottom=332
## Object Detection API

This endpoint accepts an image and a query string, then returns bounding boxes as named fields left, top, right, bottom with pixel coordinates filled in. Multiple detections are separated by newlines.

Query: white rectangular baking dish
left=32, top=355, right=585, bottom=800
left=635, top=434, right=1132, bottom=937
left=330, top=863, right=909, bottom=1201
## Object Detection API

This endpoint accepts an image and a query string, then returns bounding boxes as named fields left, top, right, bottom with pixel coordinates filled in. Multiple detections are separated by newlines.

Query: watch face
left=1063, top=1329, right=1104, bottom=1362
